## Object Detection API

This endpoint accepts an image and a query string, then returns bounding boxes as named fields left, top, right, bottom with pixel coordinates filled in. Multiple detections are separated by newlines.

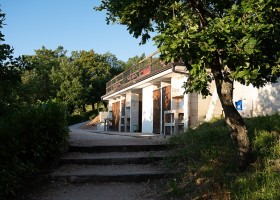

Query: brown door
left=162, top=85, right=171, bottom=131
left=112, top=101, right=120, bottom=131
left=153, top=89, right=161, bottom=133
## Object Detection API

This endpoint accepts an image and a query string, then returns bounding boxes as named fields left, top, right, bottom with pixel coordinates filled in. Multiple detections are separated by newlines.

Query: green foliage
left=50, top=56, right=84, bottom=111
left=98, top=0, right=279, bottom=170
left=21, top=46, right=66, bottom=103
left=165, top=114, right=280, bottom=199
left=124, top=53, right=146, bottom=69
left=0, top=100, right=69, bottom=199
left=98, top=0, right=280, bottom=94
left=67, top=109, right=98, bottom=126
left=0, top=10, right=23, bottom=116
left=49, top=50, right=125, bottom=112
left=19, top=46, right=125, bottom=113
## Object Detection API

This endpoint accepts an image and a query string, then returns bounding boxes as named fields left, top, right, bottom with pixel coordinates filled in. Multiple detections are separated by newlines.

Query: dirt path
left=27, top=181, right=161, bottom=200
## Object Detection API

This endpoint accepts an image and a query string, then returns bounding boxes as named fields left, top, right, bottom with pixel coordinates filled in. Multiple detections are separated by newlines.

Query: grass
left=164, top=114, right=280, bottom=200
left=67, top=108, right=99, bottom=126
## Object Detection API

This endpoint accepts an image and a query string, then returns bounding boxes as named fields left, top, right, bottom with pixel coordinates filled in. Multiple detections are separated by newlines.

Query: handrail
left=104, top=51, right=172, bottom=96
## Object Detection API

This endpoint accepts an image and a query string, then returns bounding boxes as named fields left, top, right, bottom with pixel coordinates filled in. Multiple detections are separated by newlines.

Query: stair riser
left=51, top=173, right=169, bottom=183
left=68, top=145, right=167, bottom=153
left=60, top=156, right=166, bottom=165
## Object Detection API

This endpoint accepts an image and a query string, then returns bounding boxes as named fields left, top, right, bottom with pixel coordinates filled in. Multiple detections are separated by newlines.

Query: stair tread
left=62, top=151, right=168, bottom=160
left=52, top=164, right=167, bottom=176
left=68, top=144, right=168, bottom=153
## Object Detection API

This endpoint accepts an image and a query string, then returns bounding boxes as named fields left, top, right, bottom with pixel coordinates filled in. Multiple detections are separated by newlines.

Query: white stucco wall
left=233, top=78, right=280, bottom=117
left=131, top=93, right=140, bottom=132
left=233, top=82, right=257, bottom=117
left=255, top=78, right=280, bottom=115
left=171, top=77, right=186, bottom=110
left=142, top=85, right=154, bottom=133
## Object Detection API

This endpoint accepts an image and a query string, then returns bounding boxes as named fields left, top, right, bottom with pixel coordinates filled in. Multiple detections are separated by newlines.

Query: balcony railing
left=104, top=51, right=173, bottom=96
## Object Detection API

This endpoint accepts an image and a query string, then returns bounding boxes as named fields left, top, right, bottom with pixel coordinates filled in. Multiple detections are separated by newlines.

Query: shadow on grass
left=164, top=115, right=280, bottom=200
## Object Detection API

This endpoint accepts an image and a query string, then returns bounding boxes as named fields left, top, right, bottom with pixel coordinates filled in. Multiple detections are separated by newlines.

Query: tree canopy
left=21, top=46, right=127, bottom=112
left=97, top=0, right=280, bottom=170
left=0, top=10, right=22, bottom=116
left=21, top=46, right=66, bottom=102
left=97, top=0, right=279, bottom=92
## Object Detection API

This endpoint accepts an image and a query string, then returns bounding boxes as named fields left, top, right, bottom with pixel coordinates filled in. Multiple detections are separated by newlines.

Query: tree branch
left=188, top=0, right=214, bottom=27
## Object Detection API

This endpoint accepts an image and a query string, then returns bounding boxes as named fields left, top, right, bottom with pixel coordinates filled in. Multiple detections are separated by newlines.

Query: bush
left=0, top=100, right=69, bottom=199
left=67, top=109, right=98, bottom=126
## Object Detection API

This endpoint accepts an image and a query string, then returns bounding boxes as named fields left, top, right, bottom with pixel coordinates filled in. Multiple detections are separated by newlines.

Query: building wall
left=105, top=75, right=280, bottom=133
left=188, top=93, right=199, bottom=127
left=171, top=77, right=185, bottom=110
left=233, top=78, right=280, bottom=116
left=142, top=85, right=154, bottom=133
left=131, top=93, right=140, bottom=132
left=256, top=79, right=280, bottom=115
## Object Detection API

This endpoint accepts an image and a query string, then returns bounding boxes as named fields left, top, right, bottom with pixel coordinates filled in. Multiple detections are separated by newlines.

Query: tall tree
left=50, top=56, right=84, bottom=113
left=97, top=0, right=280, bottom=170
left=71, top=50, right=118, bottom=111
left=22, top=46, right=66, bottom=103
left=103, top=52, right=125, bottom=75
left=51, top=50, right=123, bottom=112
left=0, top=10, right=22, bottom=116
left=125, top=53, right=146, bottom=70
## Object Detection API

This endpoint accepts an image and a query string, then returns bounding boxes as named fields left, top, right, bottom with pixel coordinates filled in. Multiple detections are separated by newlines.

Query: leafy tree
left=50, top=57, right=84, bottom=113
left=51, top=50, right=123, bottom=112
left=125, top=53, right=146, bottom=70
left=97, top=0, right=280, bottom=170
left=103, top=52, right=125, bottom=75
left=0, top=10, right=22, bottom=116
left=71, top=50, right=119, bottom=111
left=21, top=46, right=66, bottom=103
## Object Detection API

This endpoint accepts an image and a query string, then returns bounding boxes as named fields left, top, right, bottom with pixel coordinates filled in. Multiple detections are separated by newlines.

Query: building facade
left=102, top=51, right=280, bottom=134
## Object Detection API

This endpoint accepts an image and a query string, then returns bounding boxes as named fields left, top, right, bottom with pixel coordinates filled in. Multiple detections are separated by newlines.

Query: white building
left=102, top=51, right=280, bottom=134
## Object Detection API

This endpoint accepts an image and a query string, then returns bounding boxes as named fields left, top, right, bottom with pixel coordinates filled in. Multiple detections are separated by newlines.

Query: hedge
left=0, top=100, right=69, bottom=199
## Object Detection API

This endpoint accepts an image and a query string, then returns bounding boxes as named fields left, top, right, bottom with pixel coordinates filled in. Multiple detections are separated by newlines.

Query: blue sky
left=1, top=0, right=157, bottom=62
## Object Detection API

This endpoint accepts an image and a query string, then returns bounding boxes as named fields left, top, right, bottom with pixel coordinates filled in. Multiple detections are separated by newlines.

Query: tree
left=125, top=53, right=146, bottom=70
left=103, top=52, right=126, bottom=75
left=0, top=10, right=22, bottom=116
left=97, top=0, right=280, bottom=170
left=71, top=50, right=121, bottom=111
left=22, top=46, right=66, bottom=103
left=50, top=56, right=84, bottom=113
left=51, top=50, right=122, bottom=112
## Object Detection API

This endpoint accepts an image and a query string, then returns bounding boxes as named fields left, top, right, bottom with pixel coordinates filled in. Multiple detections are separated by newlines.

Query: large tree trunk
left=212, top=66, right=250, bottom=171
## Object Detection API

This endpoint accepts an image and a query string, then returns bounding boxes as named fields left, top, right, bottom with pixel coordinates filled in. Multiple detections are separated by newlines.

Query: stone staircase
left=50, top=143, right=170, bottom=183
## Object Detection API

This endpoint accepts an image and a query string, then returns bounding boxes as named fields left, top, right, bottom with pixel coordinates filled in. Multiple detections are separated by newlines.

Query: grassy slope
left=165, top=114, right=280, bottom=200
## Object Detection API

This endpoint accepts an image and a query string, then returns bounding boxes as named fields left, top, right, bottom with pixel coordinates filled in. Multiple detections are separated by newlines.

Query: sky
left=1, top=0, right=158, bottom=62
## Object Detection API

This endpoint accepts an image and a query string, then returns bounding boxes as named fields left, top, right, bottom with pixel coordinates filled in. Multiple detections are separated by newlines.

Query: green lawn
left=165, top=114, right=280, bottom=200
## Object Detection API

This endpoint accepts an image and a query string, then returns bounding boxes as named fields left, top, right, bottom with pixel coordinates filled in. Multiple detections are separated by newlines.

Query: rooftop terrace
left=104, top=51, right=173, bottom=97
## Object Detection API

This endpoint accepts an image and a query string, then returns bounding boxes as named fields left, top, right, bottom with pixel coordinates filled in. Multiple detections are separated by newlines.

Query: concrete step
left=68, top=144, right=168, bottom=153
left=60, top=151, right=168, bottom=165
left=50, top=164, right=170, bottom=183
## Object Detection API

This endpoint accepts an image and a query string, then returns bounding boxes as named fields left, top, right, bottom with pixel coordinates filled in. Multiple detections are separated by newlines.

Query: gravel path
left=69, top=121, right=167, bottom=147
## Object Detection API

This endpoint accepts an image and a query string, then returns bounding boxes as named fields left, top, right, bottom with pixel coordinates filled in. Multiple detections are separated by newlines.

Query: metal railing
left=104, top=51, right=172, bottom=96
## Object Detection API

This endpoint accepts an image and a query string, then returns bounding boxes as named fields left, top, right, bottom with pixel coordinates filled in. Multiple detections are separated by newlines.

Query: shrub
left=67, top=109, right=98, bottom=125
left=0, top=100, right=69, bottom=199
